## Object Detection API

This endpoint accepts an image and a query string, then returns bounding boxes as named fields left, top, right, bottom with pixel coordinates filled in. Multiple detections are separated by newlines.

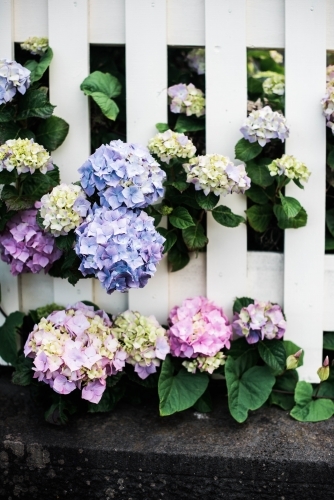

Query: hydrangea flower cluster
left=111, top=310, right=170, bottom=379
left=40, top=183, right=91, bottom=237
left=186, top=48, right=205, bottom=75
left=254, top=71, right=285, bottom=96
left=321, top=70, right=334, bottom=133
left=20, top=37, right=49, bottom=55
left=24, top=302, right=127, bottom=403
left=75, top=205, right=165, bottom=294
left=0, top=209, right=62, bottom=275
left=168, top=296, right=232, bottom=374
left=0, top=59, right=30, bottom=104
left=269, top=50, right=283, bottom=64
left=79, top=140, right=166, bottom=210
left=0, top=138, right=54, bottom=175
left=268, top=154, right=311, bottom=182
left=240, top=106, right=290, bottom=146
left=168, top=83, right=205, bottom=117
left=232, top=300, right=286, bottom=344
left=247, top=98, right=264, bottom=114
left=183, top=154, right=251, bottom=196
left=148, top=130, right=196, bottom=164
left=326, top=65, right=334, bottom=83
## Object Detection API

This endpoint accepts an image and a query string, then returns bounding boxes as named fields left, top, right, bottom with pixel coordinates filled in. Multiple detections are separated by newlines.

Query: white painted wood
left=326, top=0, right=334, bottom=51
left=89, top=0, right=125, bottom=44
left=14, top=0, right=48, bottom=41
left=0, top=0, right=14, bottom=58
left=169, top=252, right=206, bottom=309
left=247, top=252, right=283, bottom=305
left=93, top=279, right=128, bottom=316
left=125, top=0, right=169, bottom=323
left=0, top=262, right=20, bottom=314
left=205, top=0, right=248, bottom=318
left=48, top=0, right=93, bottom=303
left=167, top=0, right=205, bottom=46
left=324, top=255, right=334, bottom=331
left=284, top=0, right=326, bottom=382
left=246, top=0, right=284, bottom=49
left=20, top=274, right=54, bottom=312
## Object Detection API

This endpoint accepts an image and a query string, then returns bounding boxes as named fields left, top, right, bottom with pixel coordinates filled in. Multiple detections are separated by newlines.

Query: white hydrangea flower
left=247, top=98, right=264, bottom=114
left=40, top=183, right=90, bottom=236
left=183, top=154, right=251, bottom=196
left=186, top=48, right=205, bottom=75
left=21, top=37, right=49, bottom=55
left=148, top=129, right=196, bottom=164
left=0, top=138, right=53, bottom=174
left=168, top=83, right=205, bottom=117
left=182, top=352, right=226, bottom=374
left=240, top=106, right=290, bottom=146
left=269, top=50, right=283, bottom=64
left=268, top=154, right=311, bottom=182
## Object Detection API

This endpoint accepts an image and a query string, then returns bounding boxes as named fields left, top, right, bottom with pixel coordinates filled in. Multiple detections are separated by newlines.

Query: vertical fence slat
left=48, top=0, right=93, bottom=304
left=284, top=0, right=326, bottom=382
left=125, top=0, right=169, bottom=323
left=205, top=0, right=247, bottom=317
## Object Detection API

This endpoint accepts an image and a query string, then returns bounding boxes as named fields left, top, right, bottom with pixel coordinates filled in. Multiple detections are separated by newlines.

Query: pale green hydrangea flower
left=168, top=83, right=205, bottom=117
left=148, top=129, right=196, bottom=164
left=182, top=352, right=226, bottom=374
left=268, top=154, right=311, bottom=182
left=269, top=50, right=283, bottom=64
left=0, top=138, right=53, bottom=174
left=21, top=37, right=49, bottom=55
left=254, top=71, right=285, bottom=96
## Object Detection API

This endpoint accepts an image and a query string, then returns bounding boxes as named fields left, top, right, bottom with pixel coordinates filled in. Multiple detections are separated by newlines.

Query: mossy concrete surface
left=1, top=367, right=334, bottom=500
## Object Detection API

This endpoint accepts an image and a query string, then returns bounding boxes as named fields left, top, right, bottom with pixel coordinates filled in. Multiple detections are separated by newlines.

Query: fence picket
left=284, top=0, right=326, bottom=382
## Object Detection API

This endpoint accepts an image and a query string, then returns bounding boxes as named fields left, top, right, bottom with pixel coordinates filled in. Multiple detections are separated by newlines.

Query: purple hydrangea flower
left=0, top=59, right=31, bottom=104
left=232, top=300, right=286, bottom=344
left=78, top=140, right=166, bottom=210
left=168, top=83, right=205, bottom=117
left=186, top=48, right=205, bottom=75
left=0, top=208, right=62, bottom=275
left=75, top=205, right=165, bottom=294
left=240, top=106, right=289, bottom=146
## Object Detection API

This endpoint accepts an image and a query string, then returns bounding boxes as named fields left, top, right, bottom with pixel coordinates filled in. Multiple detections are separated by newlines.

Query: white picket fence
left=0, top=0, right=333, bottom=382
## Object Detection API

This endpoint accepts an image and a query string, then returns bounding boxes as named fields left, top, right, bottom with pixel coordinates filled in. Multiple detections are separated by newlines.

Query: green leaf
left=290, top=381, right=334, bottom=422
left=258, top=339, right=286, bottom=374
left=325, top=233, right=334, bottom=251
left=235, top=138, right=262, bottom=162
left=11, top=354, right=33, bottom=386
left=245, top=184, right=270, bottom=204
left=283, top=340, right=304, bottom=367
left=0, top=105, right=15, bottom=123
left=323, top=332, right=334, bottom=350
left=45, top=394, right=77, bottom=425
left=233, top=296, right=254, bottom=314
left=158, top=356, right=209, bottom=416
left=168, top=245, right=190, bottom=272
left=20, top=166, right=60, bottom=201
left=174, top=115, right=205, bottom=133
left=0, top=122, right=21, bottom=142
left=293, top=178, right=304, bottom=189
left=81, top=300, right=100, bottom=311
left=246, top=159, right=275, bottom=187
left=326, top=207, right=334, bottom=237
left=80, top=71, right=122, bottom=99
left=195, top=190, right=220, bottom=210
left=270, top=370, right=298, bottom=410
left=273, top=205, right=307, bottom=229
left=157, top=228, right=177, bottom=253
left=156, top=123, right=169, bottom=133
left=0, top=169, right=17, bottom=184
left=225, top=357, right=275, bottom=423
left=227, top=338, right=253, bottom=359
left=35, top=116, right=69, bottom=152
left=169, top=206, right=195, bottom=229
left=211, top=205, right=245, bottom=227
left=29, top=47, right=53, bottom=82
left=193, top=389, right=213, bottom=413
left=246, top=204, right=273, bottom=232
left=182, top=223, right=208, bottom=250
left=171, top=181, right=188, bottom=192
left=279, top=193, right=302, bottom=219
left=17, top=88, right=55, bottom=120
left=327, top=148, right=334, bottom=169
left=55, top=232, right=76, bottom=252
left=87, top=385, right=125, bottom=413
left=91, top=92, right=119, bottom=121
left=1, top=185, right=34, bottom=210
left=0, top=311, right=25, bottom=366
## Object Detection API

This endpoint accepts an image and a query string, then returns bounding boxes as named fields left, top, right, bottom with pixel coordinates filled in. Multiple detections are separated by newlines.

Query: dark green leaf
left=246, top=204, right=273, bottom=232
left=20, top=166, right=60, bottom=201
left=193, top=389, right=213, bottom=413
left=1, top=185, right=34, bottom=210
left=174, top=115, right=205, bottom=133
left=258, top=339, right=286, bottom=374
left=80, top=71, right=122, bottom=98
left=195, top=190, right=220, bottom=210
left=29, top=47, right=53, bottom=82
left=326, top=207, right=334, bottom=237
left=323, top=332, right=334, bottom=350
left=0, top=122, right=21, bottom=142
left=0, top=169, right=17, bottom=184
left=87, top=385, right=125, bottom=413
left=227, top=338, right=253, bottom=359
left=182, top=223, right=208, bottom=250
left=91, top=92, right=119, bottom=121
left=246, top=160, right=275, bottom=187
left=245, top=184, right=270, bottom=204
left=327, top=148, right=334, bottom=169
left=270, top=370, right=298, bottom=411
left=171, top=181, right=188, bottom=192
left=235, top=138, right=262, bottom=162
left=55, top=232, right=76, bottom=252
left=283, top=340, right=304, bottom=367
left=293, top=178, right=304, bottom=189
left=35, top=116, right=69, bottom=152
left=157, top=228, right=177, bottom=253
left=273, top=205, right=307, bottom=229
left=81, top=300, right=100, bottom=311
left=0, top=311, right=25, bottom=366
left=156, top=123, right=169, bottom=133
left=17, top=88, right=55, bottom=120
left=233, top=349, right=260, bottom=376
left=0, top=105, right=15, bottom=123
left=325, top=234, right=334, bottom=251
left=169, top=206, right=195, bottom=229
left=233, top=297, right=254, bottom=314
left=279, top=193, right=302, bottom=219
left=211, top=205, right=245, bottom=227
left=45, top=394, right=77, bottom=425
left=290, top=381, right=334, bottom=422
left=158, top=356, right=209, bottom=416
left=11, top=354, right=33, bottom=386
left=168, top=245, right=190, bottom=272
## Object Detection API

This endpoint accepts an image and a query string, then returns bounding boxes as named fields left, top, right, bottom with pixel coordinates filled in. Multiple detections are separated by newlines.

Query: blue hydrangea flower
left=75, top=204, right=165, bottom=294
left=78, top=140, right=166, bottom=210
left=0, top=59, right=31, bottom=104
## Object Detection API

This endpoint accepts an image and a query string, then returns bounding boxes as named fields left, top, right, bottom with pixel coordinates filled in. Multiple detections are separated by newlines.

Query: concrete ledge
left=1, top=367, right=334, bottom=500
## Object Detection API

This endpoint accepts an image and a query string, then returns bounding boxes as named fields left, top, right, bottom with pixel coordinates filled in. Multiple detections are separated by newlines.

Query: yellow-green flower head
left=0, top=138, right=53, bottom=175
left=148, top=129, right=196, bottom=164
left=269, top=50, right=283, bottom=64
left=40, top=183, right=91, bottom=237
left=317, top=356, right=330, bottom=382
left=183, top=154, right=251, bottom=196
left=182, top=352, right=226, bottom=374
left=111, top=310, right=170, bottom=379
left=21, top=37, right=49, bottom=55
left=268, top=154, right=311, bottom=182
left=254, top=71, right=285, bottom=96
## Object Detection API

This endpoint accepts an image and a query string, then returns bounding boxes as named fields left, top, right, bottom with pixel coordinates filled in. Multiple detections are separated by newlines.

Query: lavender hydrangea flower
left=186, top=48, right=205, bottom=75
left=168, top=83, right=205, bottom=117
left=75, top=205, right=165, bottom=294
left=168, top=296, right=232, bottom=374
left=0, top=59, right=30, bottom=104
left=0, top=139, right=54, bottom=175
left=111, top=310, right=170, bottom=379
left=24, top=302, right=127, bottom=404
left=0, top=208, right=62, bottom=275
left=79, top=140, right=166, bottom=210
left=232, top=300, right=286, bottom=344
left=240, top=106, right=289, bottom=147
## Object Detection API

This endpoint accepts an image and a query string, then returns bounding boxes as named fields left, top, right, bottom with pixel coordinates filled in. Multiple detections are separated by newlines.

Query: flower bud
left=317, top=356, right=330, bottom=382
left=160, top=205, right=174, bottom=215
left=286, top=349, right=302, bottom=370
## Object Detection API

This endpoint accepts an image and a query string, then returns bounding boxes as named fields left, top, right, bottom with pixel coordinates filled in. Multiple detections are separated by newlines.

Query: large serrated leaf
left=80, top=71, right=122, bottom=98
left=212, top=205, right=245, bottom=227
left=258, top=339, right=286, bottom=374
left=182, top=223, right=208, bottom=250
left=235, top=138, right=262, bottom=162
left=35, top=116, right=69, bottom=152
left=279, top=193, right=302, bottom=219
left=169, top=206, right=195, bottom=229
left=246, top=204, right=273, bottom=232
left=17, top=88, right=55, bottom=120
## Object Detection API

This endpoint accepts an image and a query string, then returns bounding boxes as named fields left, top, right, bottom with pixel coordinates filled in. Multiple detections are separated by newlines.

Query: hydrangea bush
left=324, top=59, right=334, bottom=253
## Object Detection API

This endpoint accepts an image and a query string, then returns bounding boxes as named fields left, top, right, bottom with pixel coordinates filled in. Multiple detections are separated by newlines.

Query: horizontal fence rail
left=0, top=0, right=332, bottom=381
